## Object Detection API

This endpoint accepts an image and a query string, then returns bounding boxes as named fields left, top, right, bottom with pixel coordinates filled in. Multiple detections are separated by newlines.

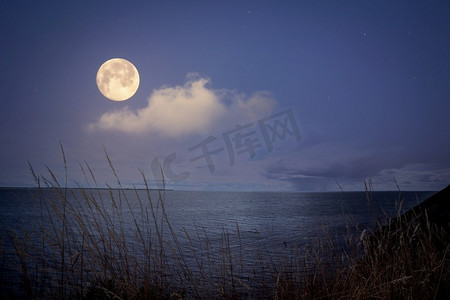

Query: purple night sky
left=1, top=1, right=449, bottom=191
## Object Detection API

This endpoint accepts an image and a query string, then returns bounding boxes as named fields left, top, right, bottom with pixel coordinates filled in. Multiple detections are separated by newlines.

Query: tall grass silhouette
left=1, top=147, right=448, bottom=299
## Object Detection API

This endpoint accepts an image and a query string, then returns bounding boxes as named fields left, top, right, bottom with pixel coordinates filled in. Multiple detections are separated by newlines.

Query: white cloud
left=89, top=75, right=277, bottom=137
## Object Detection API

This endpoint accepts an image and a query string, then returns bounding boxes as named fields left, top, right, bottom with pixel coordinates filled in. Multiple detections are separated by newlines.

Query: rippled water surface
left=0, top=188, right=436, bottom=295
left=0, top=188, right=435, bottom=253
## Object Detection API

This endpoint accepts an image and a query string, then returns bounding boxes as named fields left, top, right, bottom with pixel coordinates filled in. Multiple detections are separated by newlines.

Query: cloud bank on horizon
left=89, top=75, right=277, bottom=137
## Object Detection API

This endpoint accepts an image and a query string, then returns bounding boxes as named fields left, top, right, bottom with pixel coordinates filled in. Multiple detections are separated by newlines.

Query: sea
left=0, top=188, right=436, bottom=296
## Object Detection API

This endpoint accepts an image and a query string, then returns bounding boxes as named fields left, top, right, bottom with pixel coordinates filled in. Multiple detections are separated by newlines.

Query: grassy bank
left=1, top=154, right=448, bottom=299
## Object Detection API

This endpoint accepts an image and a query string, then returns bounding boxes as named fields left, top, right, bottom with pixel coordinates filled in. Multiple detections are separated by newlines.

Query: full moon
left=96, top=58, right=140, bottom=101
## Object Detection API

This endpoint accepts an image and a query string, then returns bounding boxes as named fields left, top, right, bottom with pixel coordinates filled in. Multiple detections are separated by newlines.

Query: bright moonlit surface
left=96, top=58, right=140, bottom=101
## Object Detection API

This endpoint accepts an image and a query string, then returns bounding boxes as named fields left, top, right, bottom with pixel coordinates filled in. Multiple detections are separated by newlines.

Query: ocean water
left=0, top=188, right=436, bottom=295
left=0, top=188, right=435, bottom=249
